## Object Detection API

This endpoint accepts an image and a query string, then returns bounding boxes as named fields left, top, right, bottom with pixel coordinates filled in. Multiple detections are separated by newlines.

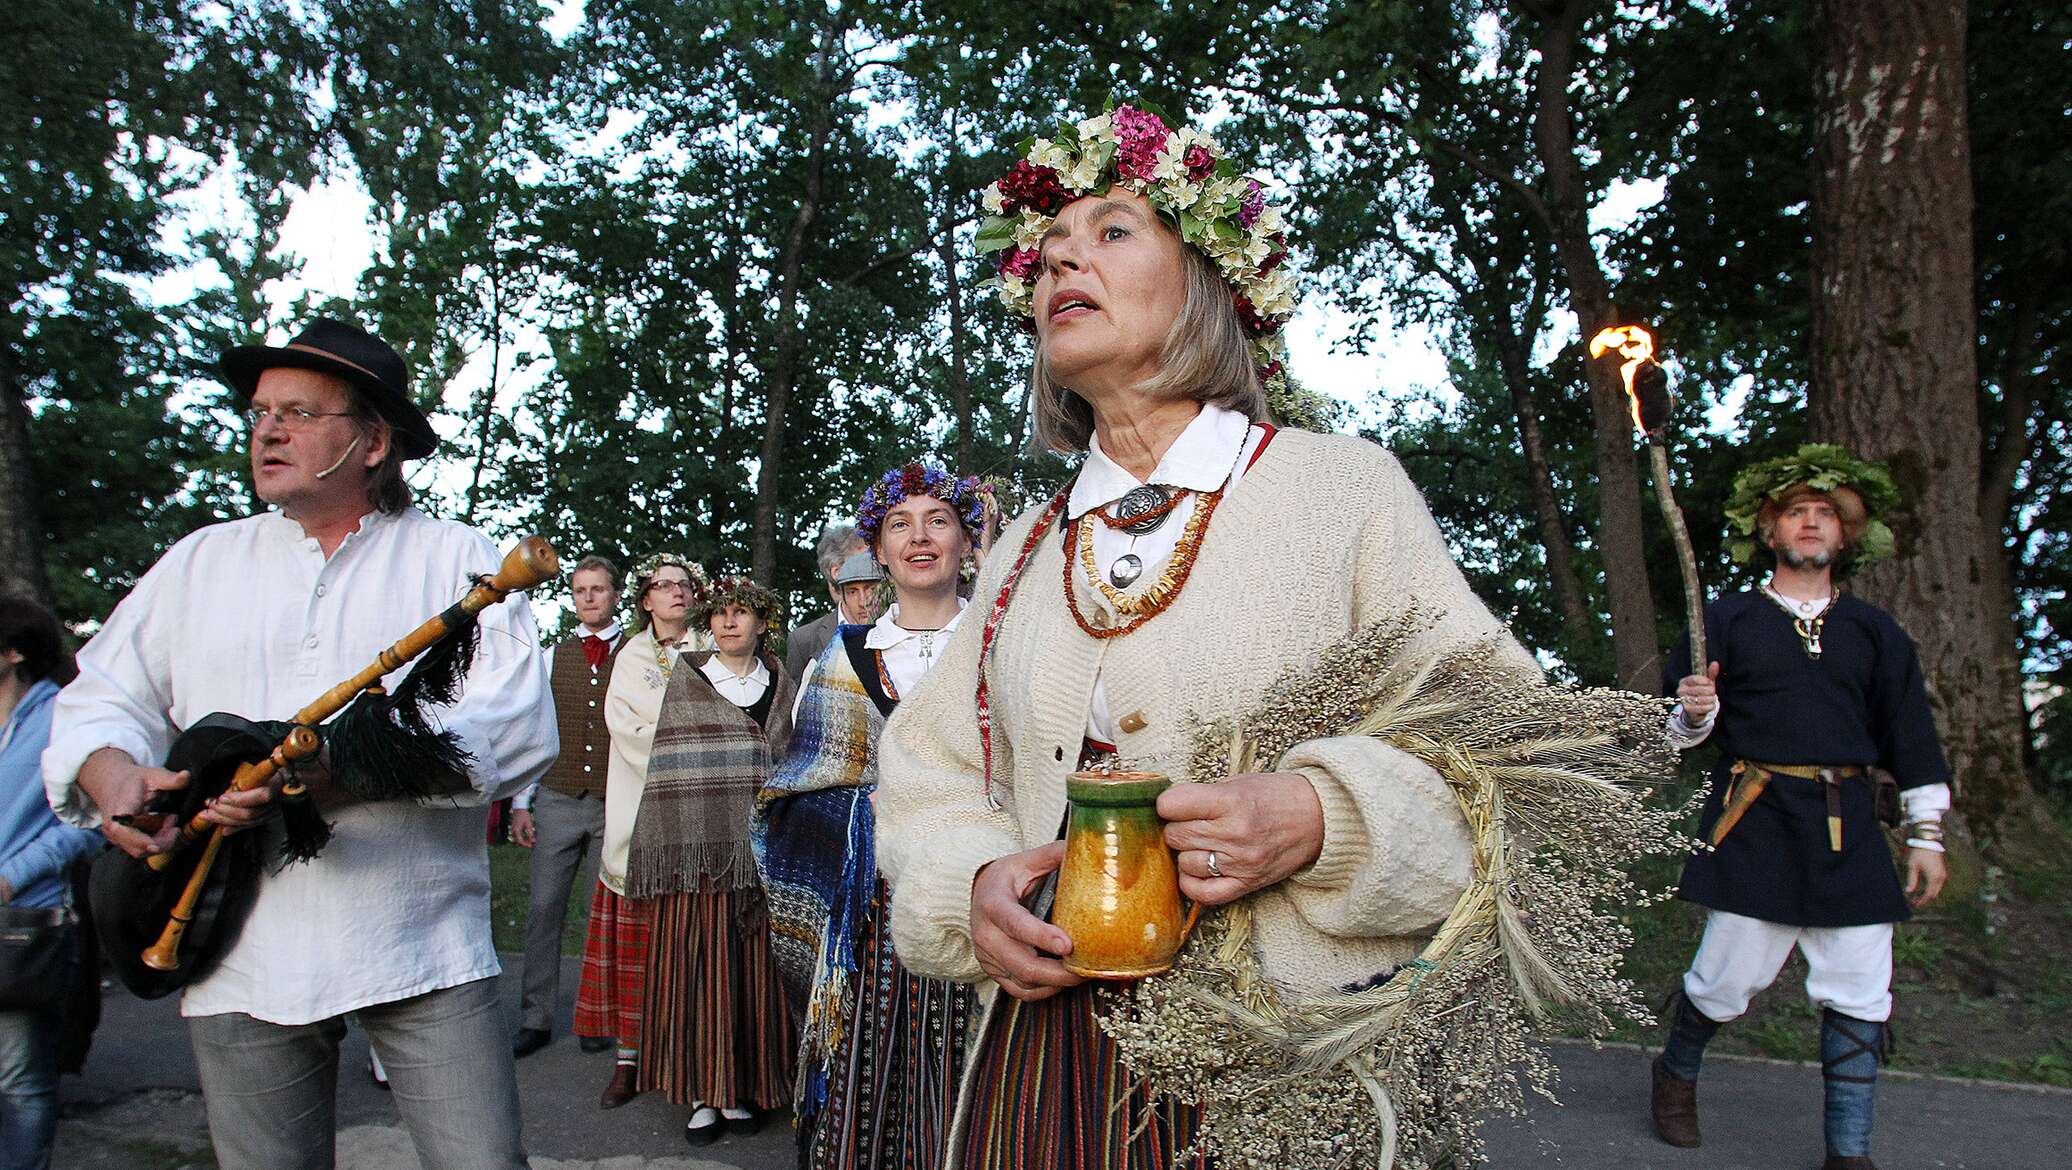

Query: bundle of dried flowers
left=1097, top=613, right=1700, bottom=1168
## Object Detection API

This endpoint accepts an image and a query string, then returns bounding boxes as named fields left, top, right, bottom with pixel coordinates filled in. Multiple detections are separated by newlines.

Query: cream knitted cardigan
left=875, top=428, right=1540, bottom=998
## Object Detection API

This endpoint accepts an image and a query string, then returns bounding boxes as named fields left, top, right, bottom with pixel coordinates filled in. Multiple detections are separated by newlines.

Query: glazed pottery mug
left=1054, top=770, right=1200, bottom=979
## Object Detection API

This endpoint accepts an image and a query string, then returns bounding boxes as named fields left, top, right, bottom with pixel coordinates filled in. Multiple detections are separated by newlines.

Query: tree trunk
left=1491, top=326, right=1592, bottom=636
left=1808, top=0, right=2036, bottom=842
left=0, top=329, right=53, bottom=605
left=748, top=11, right=847, bottom=584
left=1529, top=4, right=1661, bottom=690
left=937, top=109, right=975, bottom=472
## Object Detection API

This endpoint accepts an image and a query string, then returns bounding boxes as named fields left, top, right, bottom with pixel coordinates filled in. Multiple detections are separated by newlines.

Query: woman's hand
left=1160, top=772, right=1326, bottom=906
left=970, top=841, right=1085, bottom=1002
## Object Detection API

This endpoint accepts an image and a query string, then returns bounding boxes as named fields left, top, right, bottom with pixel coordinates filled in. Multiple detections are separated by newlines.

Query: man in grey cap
left=784, top=523, right=878, bottom=683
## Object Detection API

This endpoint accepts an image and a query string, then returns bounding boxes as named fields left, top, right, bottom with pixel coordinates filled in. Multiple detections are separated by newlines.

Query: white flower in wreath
left=982, top=183, right=1006, bottom=215
left=1064, top=148, right=1107, bottom=191
left=1030, top=139, right=1072, bottom=173
left=1076, top=111, right=1114, bottom=142
left=1252, top=203, right=1287, bottom=237
left=1012, top=214, right=1048, bottom=252
left=1253, top=269, right=1298, bottom=318
left=1157, top=176, right=1204, bottom=214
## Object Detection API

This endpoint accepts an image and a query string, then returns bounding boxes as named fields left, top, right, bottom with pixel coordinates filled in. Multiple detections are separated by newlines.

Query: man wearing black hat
left=43, top=319, right=556, bottom=1170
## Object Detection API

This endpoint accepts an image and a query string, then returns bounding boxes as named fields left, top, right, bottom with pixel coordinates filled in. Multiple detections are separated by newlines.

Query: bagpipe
left=89, top=536, right=560, bottom=998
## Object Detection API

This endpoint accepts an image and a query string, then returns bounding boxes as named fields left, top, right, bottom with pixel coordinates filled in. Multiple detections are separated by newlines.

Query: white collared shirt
left=42, top=507, right=557, bottom=1024
left=1070, top=404, right=1264, bottom=744
left=866, top=602, right=969, bottom=700
left=699, top=653, right=771, bottom=709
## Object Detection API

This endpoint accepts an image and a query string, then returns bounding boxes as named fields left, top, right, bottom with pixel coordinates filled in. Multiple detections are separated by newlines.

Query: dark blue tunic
left=1667, top=590, right=1951, bottom=927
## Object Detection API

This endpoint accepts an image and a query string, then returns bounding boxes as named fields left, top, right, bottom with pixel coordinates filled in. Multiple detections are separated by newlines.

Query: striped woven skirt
left=958, top=983, right=1207, bottom=1170
left=573, top=882, right=652, bottom=1044
left=804, top=880, right=973, bottom=1170
left=637, top=877, right=796, bottom=1109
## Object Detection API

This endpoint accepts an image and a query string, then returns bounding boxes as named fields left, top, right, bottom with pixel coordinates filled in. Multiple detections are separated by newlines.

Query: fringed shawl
left=625, top=651, right=795, bottom=898
left=749, top=630, right=883, bottom=1115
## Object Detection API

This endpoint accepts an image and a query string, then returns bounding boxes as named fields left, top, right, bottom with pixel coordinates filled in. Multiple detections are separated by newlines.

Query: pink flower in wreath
left=998, top=247, right=1041, bottom=280
left=1110, top=105, right=1173, bottom=182
left=1183, top=144, right=1215, bottom=181
left=1239, top=180, right=1266, bottom=228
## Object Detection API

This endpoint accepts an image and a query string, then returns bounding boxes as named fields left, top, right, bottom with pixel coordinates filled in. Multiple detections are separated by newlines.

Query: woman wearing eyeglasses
left=576, top=553, right=713, bottom=1110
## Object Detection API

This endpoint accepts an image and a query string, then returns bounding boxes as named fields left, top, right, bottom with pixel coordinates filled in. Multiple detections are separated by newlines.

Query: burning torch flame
left=1589, top=324, right=1672, bottom=437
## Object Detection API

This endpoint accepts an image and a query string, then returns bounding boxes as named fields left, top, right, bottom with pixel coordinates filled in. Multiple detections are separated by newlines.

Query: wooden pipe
left=137, top=536, right=561, bottom=970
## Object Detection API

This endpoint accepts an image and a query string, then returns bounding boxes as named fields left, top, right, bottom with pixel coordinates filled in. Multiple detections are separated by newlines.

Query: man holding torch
left=1649, top=444, right=1953, bottom=1170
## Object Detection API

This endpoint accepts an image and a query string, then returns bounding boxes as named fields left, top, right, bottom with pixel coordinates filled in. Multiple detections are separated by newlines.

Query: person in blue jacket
left=0, top=596, right=100, bottom=1170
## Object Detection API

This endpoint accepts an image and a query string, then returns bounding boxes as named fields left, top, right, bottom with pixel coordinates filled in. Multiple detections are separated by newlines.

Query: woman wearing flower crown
left=629, top=574, right=798, bottom=1145
left=576, top=552, right=712, bottom=1112
left=873, top=104, right=1540, bottom=1168
left=751, top=462, right=987, bottom=1170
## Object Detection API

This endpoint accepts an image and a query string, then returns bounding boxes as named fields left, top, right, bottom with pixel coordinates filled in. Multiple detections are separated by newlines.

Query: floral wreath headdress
left=629, top=552, right=709, bottom=628
left=855, top=461, right=987, bottom=553
left=976, top=99, right=1300, bottom=403
left=1723, top=443, right=1901, bottom=567
left=693, top=575, right=781, bottom=629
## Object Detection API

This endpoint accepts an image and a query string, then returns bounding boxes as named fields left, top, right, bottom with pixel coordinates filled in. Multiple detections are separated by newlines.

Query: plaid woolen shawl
left=625, top=652, right=795, bottom=898
left=748, top=631, right=883, bottom=1109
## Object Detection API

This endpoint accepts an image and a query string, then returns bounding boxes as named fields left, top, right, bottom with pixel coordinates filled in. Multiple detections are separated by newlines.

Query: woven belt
left=1715, top=760, right=1867, bottom=851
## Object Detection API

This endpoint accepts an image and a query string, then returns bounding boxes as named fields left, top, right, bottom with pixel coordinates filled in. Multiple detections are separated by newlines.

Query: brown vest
left=542, top=632, right=621, bottom=798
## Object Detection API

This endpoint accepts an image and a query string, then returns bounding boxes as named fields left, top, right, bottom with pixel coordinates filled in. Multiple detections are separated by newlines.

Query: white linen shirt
left=43, top=507, right=557, bottom=1024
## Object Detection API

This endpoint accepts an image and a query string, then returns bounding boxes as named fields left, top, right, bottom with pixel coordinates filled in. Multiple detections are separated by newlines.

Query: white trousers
left=1683, top=909, right=1894, bottom=1023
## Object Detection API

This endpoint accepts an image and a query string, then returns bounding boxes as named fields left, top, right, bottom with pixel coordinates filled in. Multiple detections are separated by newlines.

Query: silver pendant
left=1113, top=485, right=1173, bottom=536
left=918, top=631, right=936, bottom=659
left=1109, top=553, right=1144, bottom=588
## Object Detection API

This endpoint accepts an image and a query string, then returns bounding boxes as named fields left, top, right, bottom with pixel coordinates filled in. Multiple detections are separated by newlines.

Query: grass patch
left=487, top=841, right=592, bottom=957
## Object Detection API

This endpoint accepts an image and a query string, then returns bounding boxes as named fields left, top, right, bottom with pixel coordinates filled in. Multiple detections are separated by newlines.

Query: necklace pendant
left=1113, top=485, right=1173, bottom=536
left=1109, top=553, right=1144, bottom=588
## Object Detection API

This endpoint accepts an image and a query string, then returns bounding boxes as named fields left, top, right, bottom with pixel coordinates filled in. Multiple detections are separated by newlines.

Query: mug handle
left=1176, top=896, right=1202, bottom=946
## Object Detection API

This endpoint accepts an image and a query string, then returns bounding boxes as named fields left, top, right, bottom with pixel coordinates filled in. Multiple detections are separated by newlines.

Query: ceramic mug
left=1054, top=769, right=1200, bottom=979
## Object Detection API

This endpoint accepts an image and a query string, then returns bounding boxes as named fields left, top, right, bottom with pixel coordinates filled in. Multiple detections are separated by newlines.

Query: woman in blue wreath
left=752, top=461, right=987, bottom=1170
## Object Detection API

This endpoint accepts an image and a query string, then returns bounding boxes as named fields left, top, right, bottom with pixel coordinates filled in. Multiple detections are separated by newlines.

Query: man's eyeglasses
left=646, top=579, right=695, bottom=595
left=243, top=405, right=355, bottom=432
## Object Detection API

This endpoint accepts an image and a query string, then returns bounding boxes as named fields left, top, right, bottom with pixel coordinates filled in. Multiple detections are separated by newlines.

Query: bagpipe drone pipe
left=89, top=536, right=560, bottom=999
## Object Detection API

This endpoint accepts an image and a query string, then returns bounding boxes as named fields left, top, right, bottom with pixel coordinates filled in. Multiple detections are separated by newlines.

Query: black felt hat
left=221, top=318, right=437, bottom=460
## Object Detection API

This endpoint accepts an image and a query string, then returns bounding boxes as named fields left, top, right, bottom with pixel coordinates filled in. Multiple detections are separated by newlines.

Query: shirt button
left=583, top=765, right=592, bottom=773
left=315, top=585, right=327, bottom=597
left=305, top=636, right=319, bottom=649
left=588, top=700, right=597, bottom=708
left=585, top=744, right=592, bottom=751
left=591, top=677, right=599, bottom=686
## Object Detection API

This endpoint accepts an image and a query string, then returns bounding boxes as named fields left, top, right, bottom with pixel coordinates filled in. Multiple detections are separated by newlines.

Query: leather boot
left=1650, top=1055, right=1701, bottom=1148
left=1821, top=1158, right=1878, bottom=1170
left=599, top=1062, right=639, bottom=1110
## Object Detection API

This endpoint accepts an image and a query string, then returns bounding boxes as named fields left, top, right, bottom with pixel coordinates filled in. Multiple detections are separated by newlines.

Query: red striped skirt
left=959, top=983, right=1206, bottom=1170
left=637, top=877, right=796, bottom=1109
left=573, top=883, right=652, bottom=1044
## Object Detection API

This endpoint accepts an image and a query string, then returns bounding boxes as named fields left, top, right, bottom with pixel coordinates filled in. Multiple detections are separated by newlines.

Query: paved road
left=55, top=956, right=2070, bottom=1169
